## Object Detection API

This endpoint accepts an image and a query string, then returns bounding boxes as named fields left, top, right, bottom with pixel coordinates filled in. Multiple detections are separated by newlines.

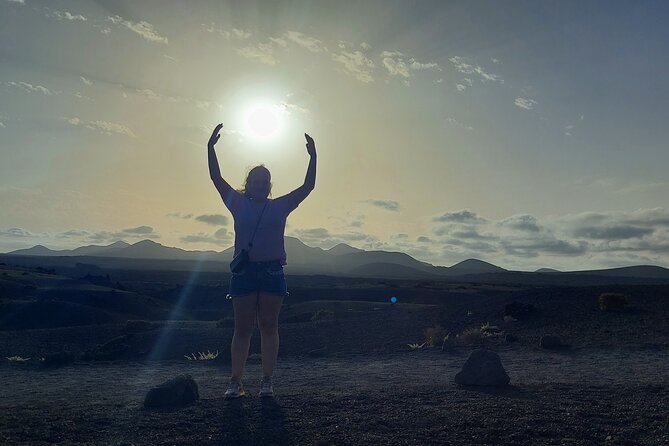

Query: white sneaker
left=259, top=378, right=274, bottom=397
left=224, top=379, right=245, bottom=399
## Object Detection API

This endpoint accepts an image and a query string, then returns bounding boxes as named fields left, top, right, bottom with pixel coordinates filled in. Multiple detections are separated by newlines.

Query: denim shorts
left=226, top=260, right=289, bottom=299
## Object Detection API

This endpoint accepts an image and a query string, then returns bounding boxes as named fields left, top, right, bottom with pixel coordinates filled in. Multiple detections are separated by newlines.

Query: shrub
left=423, top=324, right=449, bottom=347
left=459, top=328, right=482, bottom=345
left=184, top=350, right=219, bottom=361
left=311, top=309, right=335, bottom=321
left=480, top=322, right=504, bottom=337
left=598, top=293, right=629, bottom=311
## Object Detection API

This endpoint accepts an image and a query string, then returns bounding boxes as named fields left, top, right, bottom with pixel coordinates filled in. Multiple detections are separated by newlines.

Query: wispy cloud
left=237, top=42, right=279, bottom=66
left=4, top=81, right=53, bottom=95
left=332, top=50, right=376, bottom=83
left=379, top=51, right=441, bottom=86
left=62, top=116, right=136, bottom=138
left=80, top=76, right=93, bottom=86
left=514, top=97, right=538, bottom=110
left=365, top=199, right=401, bottom=211
left=46, top=9, right=86, bottom=21
left=283, top=31, right=327, bottom=53
left=446, top=117, right=473, bottom=131
left=202, top=23, right=252, bottom=41
left=107, top=15, right=168, bottom=44
left=449, top=56, right=502, bottom=84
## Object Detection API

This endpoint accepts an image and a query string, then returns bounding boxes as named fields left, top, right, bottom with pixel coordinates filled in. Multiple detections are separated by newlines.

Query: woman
left=207, top=123, right=316, bottom=398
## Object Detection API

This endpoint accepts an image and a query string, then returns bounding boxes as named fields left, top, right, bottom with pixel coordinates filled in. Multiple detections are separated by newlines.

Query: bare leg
left=257, top=292, right=285, bottom=379
left=230, top=293, right=258, bottom=381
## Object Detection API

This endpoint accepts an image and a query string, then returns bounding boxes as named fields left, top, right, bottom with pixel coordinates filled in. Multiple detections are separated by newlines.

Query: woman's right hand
left=208, top=123, right=223, bottom=148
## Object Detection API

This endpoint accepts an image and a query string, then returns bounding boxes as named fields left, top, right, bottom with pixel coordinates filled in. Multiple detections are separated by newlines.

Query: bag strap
left=246, top=201, right=268, bottom=251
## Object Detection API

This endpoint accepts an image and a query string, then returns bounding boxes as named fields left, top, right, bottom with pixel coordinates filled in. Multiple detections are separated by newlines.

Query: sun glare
left=245, top=105, right=280, bottom=139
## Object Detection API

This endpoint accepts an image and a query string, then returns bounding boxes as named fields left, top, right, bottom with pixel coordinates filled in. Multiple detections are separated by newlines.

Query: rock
left=454, top=349, right=510, bottom=386
left=81, top=334, right=134, bottom=361
left=540, top=335, right=565, bottom=349
left=144, top=374, right=199, bottom=408
left=40, top=351, right=75, bottom=368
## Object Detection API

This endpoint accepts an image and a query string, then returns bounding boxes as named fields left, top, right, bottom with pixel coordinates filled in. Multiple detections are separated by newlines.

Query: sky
left=1, top=0, right=669, bottom=271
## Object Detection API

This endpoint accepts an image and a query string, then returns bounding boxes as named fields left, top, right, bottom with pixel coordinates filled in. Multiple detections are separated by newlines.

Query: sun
left=245, top=105, right=280, bottom=139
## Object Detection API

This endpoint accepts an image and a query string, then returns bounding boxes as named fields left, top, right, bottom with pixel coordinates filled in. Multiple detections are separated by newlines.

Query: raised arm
left=303, top=133, right=317, bottom=190
left=207, top=123, right=234, bottom=198
left=275, top=134, right=317, bottom=212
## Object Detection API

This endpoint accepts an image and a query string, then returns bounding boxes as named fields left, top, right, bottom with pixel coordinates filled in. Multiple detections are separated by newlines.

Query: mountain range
left=4, top=237, right=669, bottom=281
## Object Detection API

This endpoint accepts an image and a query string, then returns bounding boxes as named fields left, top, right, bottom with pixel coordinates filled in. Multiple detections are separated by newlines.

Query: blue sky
left=1, top=0, right=668, bottom=270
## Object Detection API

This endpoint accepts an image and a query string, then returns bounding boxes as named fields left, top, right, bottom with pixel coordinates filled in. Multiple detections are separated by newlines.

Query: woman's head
left=240, top=164, right=272, bottom=200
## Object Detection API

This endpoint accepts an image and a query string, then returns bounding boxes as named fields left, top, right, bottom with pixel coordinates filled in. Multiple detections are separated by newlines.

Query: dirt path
left=1, top=348, right=668, bottom=445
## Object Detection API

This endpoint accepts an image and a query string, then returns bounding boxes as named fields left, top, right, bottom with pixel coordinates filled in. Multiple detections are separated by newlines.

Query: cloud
left=446, top=117, right=473, bottom=131
left=283, top=31, right=327, bottom=53
left=107, top=15, right=168, bottom=44
left=237, top=42, right=278, bottom=66
left=498, top=214, right=543, bottom=232
left=180, top=228, right=232, bottom=246
left=514, top=98, right=538, bottom=110
left=202, top=23, right=252, bottom=41
left=166, top=212, right=194, bottom=219
left=47, top=9, right=86, bottom=21
left=6, top=0, right=25, bottom=4
left=0, top=121, right=5, bottom=128
left=0, top=227, right=33, bottom=238
left=289, top=227, right=381, bottom=250
left=449, top=56, right=502, bottom=84
left=365, top=199, right=401, bottom=211
left=122, top=225, right=154, bottom=235
left=380, top=50, right=441, bottom=82
left=195, top=214, right=229, bottom=226
left=456, top=84, right=466, bottom=91
left=433, top=209, right=487, bottom=224
left=332, top=50, right=376, bottom=83
left=62, top=116, right=136, bottom=138
left=4, top=81, right=52, bottom=95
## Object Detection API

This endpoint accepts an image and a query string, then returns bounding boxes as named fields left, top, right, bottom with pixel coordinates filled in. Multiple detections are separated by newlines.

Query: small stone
left=144, top=374, right=199, bottom=408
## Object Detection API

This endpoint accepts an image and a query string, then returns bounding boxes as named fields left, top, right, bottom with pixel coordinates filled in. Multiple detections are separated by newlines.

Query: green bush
left=598, top=293, right=628, bottom=311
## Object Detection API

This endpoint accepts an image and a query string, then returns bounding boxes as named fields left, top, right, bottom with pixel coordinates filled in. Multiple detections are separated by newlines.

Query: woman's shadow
left=218, top=397, right=294, bottom=445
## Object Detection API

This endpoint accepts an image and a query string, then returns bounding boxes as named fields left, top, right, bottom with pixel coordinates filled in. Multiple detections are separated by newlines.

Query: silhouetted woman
left=207, top=123, right=316, bottom=398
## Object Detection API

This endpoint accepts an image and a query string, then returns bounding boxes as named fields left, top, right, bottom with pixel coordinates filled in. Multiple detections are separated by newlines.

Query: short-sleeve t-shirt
left=222, top=187, right=308, bottom=265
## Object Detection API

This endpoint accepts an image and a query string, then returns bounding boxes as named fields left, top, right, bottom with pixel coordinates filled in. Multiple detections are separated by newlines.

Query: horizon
left=3, top=236, right=669, bottom=273
left=2, top=1, right=669, bottom=270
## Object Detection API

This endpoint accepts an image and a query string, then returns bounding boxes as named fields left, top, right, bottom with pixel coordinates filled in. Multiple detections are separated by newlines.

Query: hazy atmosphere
left=2, top=0, right=669, bottom=270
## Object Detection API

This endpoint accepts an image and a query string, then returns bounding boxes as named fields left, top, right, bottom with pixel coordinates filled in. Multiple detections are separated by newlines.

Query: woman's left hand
left=305, top=133, right=316, bottom=157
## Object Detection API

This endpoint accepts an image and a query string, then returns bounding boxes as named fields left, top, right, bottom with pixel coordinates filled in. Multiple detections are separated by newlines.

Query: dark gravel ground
left=2, top=283, right=669, bottom=445
left=1, top=349, right=668, bottom=446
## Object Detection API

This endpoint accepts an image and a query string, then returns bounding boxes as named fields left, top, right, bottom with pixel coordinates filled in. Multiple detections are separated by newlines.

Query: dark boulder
left=144, top=374, right=199, bottom=408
